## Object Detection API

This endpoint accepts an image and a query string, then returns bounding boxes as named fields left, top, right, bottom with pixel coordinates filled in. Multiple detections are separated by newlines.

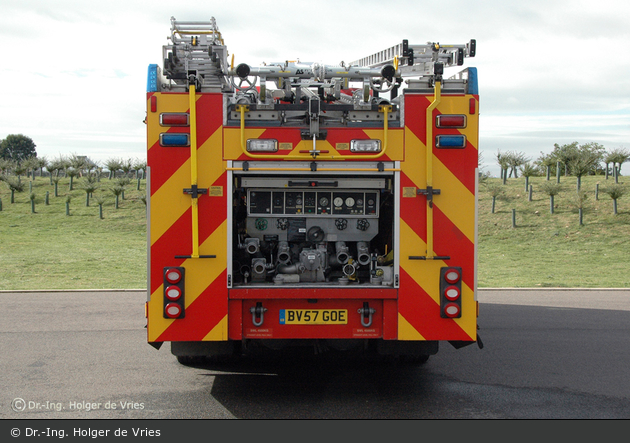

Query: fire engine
left=145, top=17, right=482, bottom=363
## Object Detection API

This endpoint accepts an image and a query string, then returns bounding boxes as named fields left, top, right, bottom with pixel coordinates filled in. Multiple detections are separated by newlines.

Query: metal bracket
left=357, top=302, right=376, bottom=328
left=250, top=302, right=267, bottom=327
left=183, top=184, right=208, bottom=199
left=418, top=186, right=441, bottom=208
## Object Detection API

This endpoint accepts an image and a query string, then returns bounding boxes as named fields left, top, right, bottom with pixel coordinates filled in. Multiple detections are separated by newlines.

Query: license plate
left=279, top=309, right=348, bottom=325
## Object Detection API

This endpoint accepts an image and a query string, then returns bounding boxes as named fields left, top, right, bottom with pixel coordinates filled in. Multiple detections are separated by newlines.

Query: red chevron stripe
left=432, top=205, right=475, bottom=290
left=403, top=95, right=431, bottom=145
left=398, top=268, right=472, bottom=341
left=156, top=269, right=228, bottom=342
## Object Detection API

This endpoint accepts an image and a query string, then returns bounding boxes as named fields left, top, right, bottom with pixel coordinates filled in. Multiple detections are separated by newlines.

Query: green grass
left=1, top=172, right=628, bottom=289
left=0, top=175, right=147, bottom=290
left=477, top=174, right=630, bottom=288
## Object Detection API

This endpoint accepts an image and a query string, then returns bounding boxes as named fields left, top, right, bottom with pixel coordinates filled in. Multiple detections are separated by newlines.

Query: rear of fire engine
left=146, top=17, right=481, bottom=364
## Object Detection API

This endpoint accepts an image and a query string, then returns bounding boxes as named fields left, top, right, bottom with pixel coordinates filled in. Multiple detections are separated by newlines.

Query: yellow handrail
left=237, top=105, right=392, bottom=160
left=425, top=81, right=441, bottom=259
left=189, top=83, right=200, bottom=259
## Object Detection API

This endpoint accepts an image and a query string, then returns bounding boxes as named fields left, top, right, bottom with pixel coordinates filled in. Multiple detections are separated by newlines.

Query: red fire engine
left=146, top=17, right=482, bottom=363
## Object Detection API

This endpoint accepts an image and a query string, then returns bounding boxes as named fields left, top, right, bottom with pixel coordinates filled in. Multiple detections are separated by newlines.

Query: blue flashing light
left=467, top=67, right=478, bottom=95
left=159, top=133, right=190, bottom=147
left=147, top=64, right=159, bottom=92
left=436, top=135, right=467, bottom=149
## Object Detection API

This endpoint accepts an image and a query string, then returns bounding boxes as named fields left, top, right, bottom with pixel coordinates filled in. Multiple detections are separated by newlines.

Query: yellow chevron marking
left=203, top=315, right=228, bottom=340
left=150, top=129, right=224, bottom=245
left=147, top=93, right=195, bottom=151
left=398, top=313, right=426, bottom=340
left=432, top=157, right=475, bottom=243
left=147, top=220, right=228, bottom=342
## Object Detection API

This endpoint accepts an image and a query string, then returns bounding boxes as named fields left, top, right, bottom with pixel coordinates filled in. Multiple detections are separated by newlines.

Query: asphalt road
left=1, top=289, right=629, bottom=419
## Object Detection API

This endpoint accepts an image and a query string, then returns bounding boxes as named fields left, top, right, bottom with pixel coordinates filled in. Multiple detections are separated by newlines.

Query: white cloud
left=0, top=0, right=628, bottom=167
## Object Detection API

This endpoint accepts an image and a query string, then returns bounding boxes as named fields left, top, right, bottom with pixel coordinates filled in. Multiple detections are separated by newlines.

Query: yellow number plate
left=279, top=309, right=348, bottom=325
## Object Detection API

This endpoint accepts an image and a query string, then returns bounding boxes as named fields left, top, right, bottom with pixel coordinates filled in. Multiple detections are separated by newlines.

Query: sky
left=1, top=0, right=629, bottom=176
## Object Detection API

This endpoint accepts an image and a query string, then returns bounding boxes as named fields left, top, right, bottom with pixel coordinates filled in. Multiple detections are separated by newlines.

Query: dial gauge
left=319, top=197, right=329, bottom=206
left=345, top=197, right=355, bottom=207
left=333, top=197, right=344, bottom=207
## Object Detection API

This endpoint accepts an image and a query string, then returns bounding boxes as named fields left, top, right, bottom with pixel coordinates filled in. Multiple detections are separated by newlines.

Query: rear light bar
left=247, top=139, right=278, bottom=152
left=350, top=139, right=381, bottom=153
left=435, top=135, right=466, bottom=149
left=436, top=115, right=466, bottom=128
left=160, top=133, right=190, bottom=147
left=160, top=113, right=189, bottom=127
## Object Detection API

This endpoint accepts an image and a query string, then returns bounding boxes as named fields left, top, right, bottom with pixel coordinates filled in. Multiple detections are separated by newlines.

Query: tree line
left=486, top=142, right=629, bottom=224
left=495, top=142, right=629, bottom=183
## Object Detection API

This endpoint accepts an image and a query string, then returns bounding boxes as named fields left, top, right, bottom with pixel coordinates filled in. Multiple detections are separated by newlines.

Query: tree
left=80, top=176, right=99, bottom=206
left=506, top=151, right=529, bottom=178
left=568, top=144, right=603, bottom=191
left=536, top=152, right=556, bottom=180
left=105, top=158, right=123, bottom=179
left=519, top=162, right=539, bottom=192
left=605, top=147, right=630, bottom=182
left=496, top=151, right=510, bottom=183
left=551, top=142, right=579, bottom=176
left=486, top=182, right=506, bottom=214
left=110, top=185, right=124, bottom=209
left=541, top=182, right=561, bottom=214
left=569, top=190, right=589, bottom=226
left=602, top=184, right=626, bottom=215
left=5, top=176, right=25, bottom=203
left=0, top=134, right=37, bottom=162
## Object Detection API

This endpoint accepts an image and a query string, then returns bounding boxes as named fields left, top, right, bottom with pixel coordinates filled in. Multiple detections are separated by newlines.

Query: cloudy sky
left=1, top=0, right=629, bottom=175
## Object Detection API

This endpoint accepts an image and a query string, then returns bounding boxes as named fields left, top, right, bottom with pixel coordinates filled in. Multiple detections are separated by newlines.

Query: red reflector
left=165, top=303, right=182, bottom=318
left=436, top=115, right=466, bottom=128
left=165, top=268, right=182, bottom=284
left=444, top=268, right=461, bottom=284
left=444, top=303, right=461, bottom=318
left=444, top=285, right=461, bottom=301
left=160, top=113, right=189, bottom=126
left=150, top=96, right=157, bottom=113
left=469, top=98, right=476, bottom=114
left=165, top=285, right=182, bottom=301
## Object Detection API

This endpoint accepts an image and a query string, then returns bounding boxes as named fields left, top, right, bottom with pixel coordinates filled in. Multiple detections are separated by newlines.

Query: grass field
left=1, top=173, right=628, bottom=289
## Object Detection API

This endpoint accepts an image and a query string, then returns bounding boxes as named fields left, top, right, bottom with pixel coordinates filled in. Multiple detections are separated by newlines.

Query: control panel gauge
left=319, top=197, right=329, bottom=206
left=345, top=197, right=355, bottom=207
left=333, top=197, right=344, bottom=207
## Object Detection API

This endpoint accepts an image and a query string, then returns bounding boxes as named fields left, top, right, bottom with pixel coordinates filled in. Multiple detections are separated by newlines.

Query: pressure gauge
left=319, top=196, right=329, bottom=206
left=334, top=197, right=344, bottom=207
left=345, top=197, right=355, bottom=207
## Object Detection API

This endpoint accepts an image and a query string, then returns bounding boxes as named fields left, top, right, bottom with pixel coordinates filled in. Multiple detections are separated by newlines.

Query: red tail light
left=165, top=303, right=183, bottom=318
left=436, top=115, right=466, bottom=128
left=163, top=267, right=185, bottom=319
left=165, top=285, right=182, bottom=301
left=443, top=302, right=461, bottom=318
left=440, top=267, right=462, bottom=319
left=165, top=268, right=182, bottom=284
